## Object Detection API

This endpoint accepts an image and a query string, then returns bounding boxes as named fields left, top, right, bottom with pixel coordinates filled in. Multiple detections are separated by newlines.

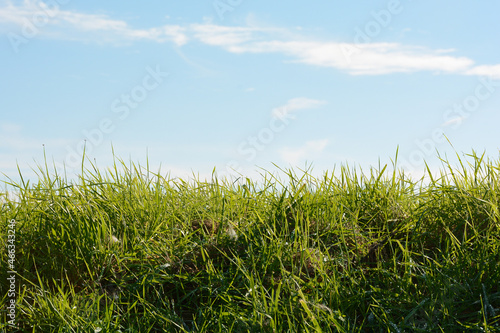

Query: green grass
left=1, top=151, right=500, bottom=332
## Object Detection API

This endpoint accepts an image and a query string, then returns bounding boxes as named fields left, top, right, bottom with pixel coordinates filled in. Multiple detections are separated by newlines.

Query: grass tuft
left=2, top=151, right=500, bottom=331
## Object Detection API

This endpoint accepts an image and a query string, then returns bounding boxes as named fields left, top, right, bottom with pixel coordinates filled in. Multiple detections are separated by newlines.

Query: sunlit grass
left=1, top=151, right=500, bottom=332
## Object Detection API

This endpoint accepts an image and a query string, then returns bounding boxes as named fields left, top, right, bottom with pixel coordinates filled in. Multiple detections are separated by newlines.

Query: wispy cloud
left=188, top=23, right=496, bottom=77
left=0, top=0, right=188, bottom=45
left=279, top=139, right=329, bottom=166
left=465, top=64, right=500, bottom=79
left=190, top=23, right=262, bottom=47
left=271, top=97, right=326, bottom=120
left=290, top=42, right=473, bottom=75
left=191, top=31, right=474, bottom=75
left=2, top=2, right=499, bottom=77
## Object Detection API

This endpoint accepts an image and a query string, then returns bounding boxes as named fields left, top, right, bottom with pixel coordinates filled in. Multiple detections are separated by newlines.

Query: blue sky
left=1, top=0, right=500, bottom=183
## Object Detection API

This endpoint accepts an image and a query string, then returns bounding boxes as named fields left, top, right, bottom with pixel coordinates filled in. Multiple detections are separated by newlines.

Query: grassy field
left=1, top=152, right=500, bottom=332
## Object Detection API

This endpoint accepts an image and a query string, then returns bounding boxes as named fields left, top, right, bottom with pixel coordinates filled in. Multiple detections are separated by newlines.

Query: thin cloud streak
left=271, top=97, right=326, bottom=120
left=0, top=0, right=188, bottom=45
left=190, top=23, right=261, bottom=47
left=194, top=36, right=474, bottom=76
left=1, top=2, right=498, bottom=77
left=465, top=64, right=500, bottom=79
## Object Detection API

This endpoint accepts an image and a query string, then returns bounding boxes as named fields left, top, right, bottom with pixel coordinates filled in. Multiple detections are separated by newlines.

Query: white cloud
left=301, top=43, right=473, bottom=75
left=0, top=1, right=32, bottom=26
left=183, top=23, right=477, bottom=75
left=0, top=0, right=188, bottom=45
left=190, top=23, right=261, bottom=47
left=465, top=64, right=500, bottom=79
left=186, top=24, right=494, bottom=77
left=1, top=2, right=499, bottom=77
left=279, top=139, right=329, bottom=166
left=198, top=37, right=474, bottom=75
left=271, top=97, right=326, bottom=120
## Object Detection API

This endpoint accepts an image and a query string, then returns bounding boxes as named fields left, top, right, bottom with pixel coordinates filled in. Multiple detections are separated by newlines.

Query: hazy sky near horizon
left=1, top=0, right=499, bottom=183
